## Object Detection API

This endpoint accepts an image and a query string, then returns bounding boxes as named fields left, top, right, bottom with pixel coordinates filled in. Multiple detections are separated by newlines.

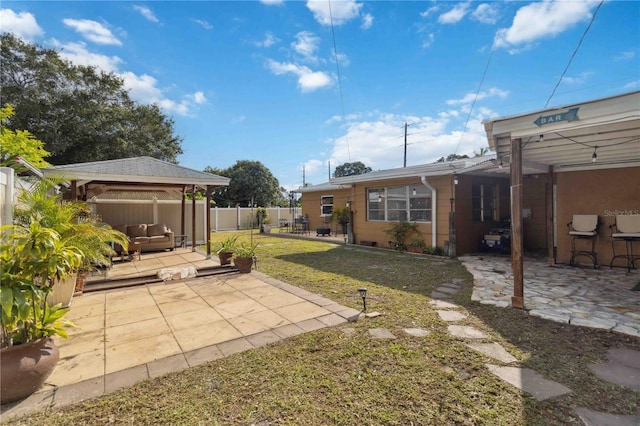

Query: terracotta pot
left=234, top=256, right=253, bottom=273
left=1, top=337, right=60, bottom=404
left=218, top=251, right=233, bottom=266
left=74, top=271, right=88, bottom=296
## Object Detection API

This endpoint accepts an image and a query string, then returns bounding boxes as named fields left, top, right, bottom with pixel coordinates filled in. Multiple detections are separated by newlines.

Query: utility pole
left=403, top=122, right=408, bottom=167
left=302, top=165, right=305, bottom=187
left=328, top=160, right=331, bottom=180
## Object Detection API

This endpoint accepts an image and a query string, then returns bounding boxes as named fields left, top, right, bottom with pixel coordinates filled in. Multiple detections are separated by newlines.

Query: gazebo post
left=191, top=185, right=196, bottom=252
left=206, top=185, right=212, bottom=258
left=181, top=186, right=186, bottom=238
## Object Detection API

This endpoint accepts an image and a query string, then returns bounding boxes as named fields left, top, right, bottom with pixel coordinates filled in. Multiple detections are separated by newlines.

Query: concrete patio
left=0, top=249, right=361, bottom=421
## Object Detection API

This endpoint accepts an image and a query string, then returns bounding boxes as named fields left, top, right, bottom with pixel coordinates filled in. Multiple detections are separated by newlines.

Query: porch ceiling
left=484, top=91, right=640, bottom=174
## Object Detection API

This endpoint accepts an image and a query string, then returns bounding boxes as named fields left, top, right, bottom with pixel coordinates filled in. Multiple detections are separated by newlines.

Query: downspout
left=420, top=176, right=437, bottom=248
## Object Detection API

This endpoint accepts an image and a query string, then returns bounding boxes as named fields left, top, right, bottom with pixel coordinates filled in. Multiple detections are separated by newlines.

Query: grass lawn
left=10, top=231, right=640, bottom=425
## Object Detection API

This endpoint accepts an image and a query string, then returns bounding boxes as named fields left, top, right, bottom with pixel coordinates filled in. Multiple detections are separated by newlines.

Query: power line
left=328, top=0, right=350, bottom=162
left=544, top=0, right=604, bottom=108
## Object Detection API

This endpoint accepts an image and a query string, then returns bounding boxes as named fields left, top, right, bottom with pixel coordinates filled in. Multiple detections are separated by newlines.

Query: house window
left=320, top=195, right=334, bottom=216
left=367, top=185, right=431, bottom=222
left=472, top=184, right=497, bottom=222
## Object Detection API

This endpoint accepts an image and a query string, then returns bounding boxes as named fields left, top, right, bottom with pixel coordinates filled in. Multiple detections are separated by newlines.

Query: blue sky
left=1, top=1, right=639, bottom=190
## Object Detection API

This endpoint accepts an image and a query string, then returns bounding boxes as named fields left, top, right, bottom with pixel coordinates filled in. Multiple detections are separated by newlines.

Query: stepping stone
left=589, top=348, right=640, bottom=392
left=486, top=364, right=571, bottom=401
left=435, top=286, right=460, bottom=295
left=429, top=300, right=459, bottom=309
left=369, top=328, right=396, bottom=339
left=448, top=325, right=487, bottom=339
left=341, top=327, right=356, bottom=336
left=574, top=407, right=640, bottom=426
left=430, top=291, right=452, bottom=300
left=437, top=310, right=467, bottom=322
left=464, top=342, right=517, bottom=363
left=365, top=311, right=382, bottom=318
left=404, top=328, right=430, bottom=337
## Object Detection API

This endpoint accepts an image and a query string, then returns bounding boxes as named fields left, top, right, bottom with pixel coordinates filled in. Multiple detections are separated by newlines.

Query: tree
left=0, top=33, right=183, bottom=164
left=474, top=147, right=490, bottom=157
left=0, top=104, right=51, bottom=170
left=205, top=160, right=280, bottom=207
left=436, top=153, right=469, bottom=163
left=333, top=161, right=372, bottom=178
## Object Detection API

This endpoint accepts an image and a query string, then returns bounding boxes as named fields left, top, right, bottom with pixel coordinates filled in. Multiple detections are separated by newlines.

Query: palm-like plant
left=14, top=177, right=128, bottom=273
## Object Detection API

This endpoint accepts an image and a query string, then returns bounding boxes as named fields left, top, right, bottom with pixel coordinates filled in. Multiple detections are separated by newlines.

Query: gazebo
left=43, top=156, right=230, bottom=258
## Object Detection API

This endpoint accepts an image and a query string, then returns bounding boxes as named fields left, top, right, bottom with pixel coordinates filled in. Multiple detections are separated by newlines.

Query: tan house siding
left=522, top=176, right=548, bottom=251
left=556, top=166, right=640, bottom=266
left=301, top=187, right=352, bottom=233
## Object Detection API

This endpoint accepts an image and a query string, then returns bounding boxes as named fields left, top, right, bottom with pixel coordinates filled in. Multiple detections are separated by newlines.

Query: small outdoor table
left=174, top=234, right=188, bottom=248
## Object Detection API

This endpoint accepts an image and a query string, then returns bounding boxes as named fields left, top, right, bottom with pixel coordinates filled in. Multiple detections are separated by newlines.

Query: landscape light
left=358, top=288, right=367, bottom=312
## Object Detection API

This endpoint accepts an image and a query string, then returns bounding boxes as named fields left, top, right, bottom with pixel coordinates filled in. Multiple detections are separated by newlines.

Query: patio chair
left=609, top=214, right=640, bottom=272
left=567, top=214, right=599, bottom=268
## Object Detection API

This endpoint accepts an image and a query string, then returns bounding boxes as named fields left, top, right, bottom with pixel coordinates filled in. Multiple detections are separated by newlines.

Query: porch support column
left=546, top=165, right=555, bottom=265
left=71, top=180, right=78, bottom=200
left=181, top=186, right=186, bottom=237
left=205, top=185, right=212, bottom=258
left=510, top=137, right=524, bottom=309
left=191, top=185, right=196, bottom=252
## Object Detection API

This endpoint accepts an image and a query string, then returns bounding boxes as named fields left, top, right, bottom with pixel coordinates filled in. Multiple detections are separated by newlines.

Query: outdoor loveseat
left=112, top=223, right=175, bottom=253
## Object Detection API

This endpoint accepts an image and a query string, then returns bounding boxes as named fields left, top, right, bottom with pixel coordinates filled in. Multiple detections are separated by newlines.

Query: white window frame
left=320, top=195, right=334, bottom=217
left=367, top=185, right=432, bottom=223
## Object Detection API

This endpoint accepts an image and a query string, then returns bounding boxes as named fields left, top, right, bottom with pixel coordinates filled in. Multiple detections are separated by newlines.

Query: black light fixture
left=499, top=157, right=503, bottom=169
left=592, top=145, right=598, bottom=163
left=539, top=134, right=544, bottom=143
left=358, top=288, right=367, bottom=312
left=453, top=174, right=459, bottom=185
left=412, top=187, right=416, bottom=195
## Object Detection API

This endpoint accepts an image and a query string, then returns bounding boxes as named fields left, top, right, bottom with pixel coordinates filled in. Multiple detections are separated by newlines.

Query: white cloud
left=615, top=50, right=635, bottom=61
left=193, top=19, right=213, bottom=30
left=361, top=13, right=373, bottom=30
left=62, top=18, right=122, bottom=45
left=255, top=31, right=279, bottom=48
left=266, top=59, right=332, bottom=92
left=471, top=3, right=499, bottom=25
left=420, top=6, right=439, bottom=19
left=260, top=0, right=285, bottom=5
left=306, top=0, right=362, bottom=26
left=231, top=115, right=246, bottom=124
left=494, top=0, right=599, bottom=51
left=52, top=39, right=122, bottom=72
left=446, top=87, right=509, bottom=106
left=0, top=9, right=44, bottom=41
left=133, top=5, right=159, bottom=23
left=191, top=91, right=207, bottom=104
left=560, top=71, right=593, bottom=85
left=623, top=80, right=639, bottom=90
left=438, top=2, right=470, bottom=24
left=292, top=31, right=320, bottom=62
left=422, top=33, right=435, bottom=49
left=325, top=111, right=490, bottom=171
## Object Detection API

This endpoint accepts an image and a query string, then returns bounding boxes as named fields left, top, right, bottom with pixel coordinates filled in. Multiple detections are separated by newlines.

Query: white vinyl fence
left=95, top=200, right=298, bottom=244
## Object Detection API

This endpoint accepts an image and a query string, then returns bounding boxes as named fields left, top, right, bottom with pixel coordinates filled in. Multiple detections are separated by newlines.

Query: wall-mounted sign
left=534, top=107, right=579, bottom=126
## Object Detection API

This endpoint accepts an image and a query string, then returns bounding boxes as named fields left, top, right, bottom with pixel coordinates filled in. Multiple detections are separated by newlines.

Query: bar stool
left=567, top=214, right=599, bottom=268
left=610, top=214, right=640, bottom=272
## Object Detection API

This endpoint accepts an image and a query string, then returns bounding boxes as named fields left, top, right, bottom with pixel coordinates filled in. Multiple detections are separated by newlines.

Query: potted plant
left=256, top=207, right=269, bottom=233
left=1, top=221, right=82, bottom=403
left=216, top=235, right=238, bottom=265
left=384, top=220, right=419, bottom=252
left=407, top=236, right=426, bottom=253
left=332, top=206, right=351, bottom=235
left=233, top=241, right=258, bottom=273
left=13, top=178, right=128, bottom=304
